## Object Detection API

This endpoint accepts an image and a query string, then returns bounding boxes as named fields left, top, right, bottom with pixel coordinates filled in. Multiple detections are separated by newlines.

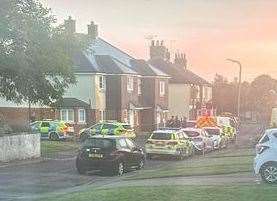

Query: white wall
left=168, top=84, right=191, bottom=118
left=0, top=133, right=40, bottom=162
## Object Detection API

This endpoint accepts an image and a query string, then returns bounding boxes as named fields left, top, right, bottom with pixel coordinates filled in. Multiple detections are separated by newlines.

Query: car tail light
left=256, top=144, right=269, bottom=154
left=167, top=141, right=178, bottom=146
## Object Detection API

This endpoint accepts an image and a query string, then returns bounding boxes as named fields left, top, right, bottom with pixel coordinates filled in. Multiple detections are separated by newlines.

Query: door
left=40, top=121, right=50, bottom=138
left=129, top=110, right=135, bottom=128
left=125, top=138, right=141, bottom=166
left=118, top=138, right=133, bottom=168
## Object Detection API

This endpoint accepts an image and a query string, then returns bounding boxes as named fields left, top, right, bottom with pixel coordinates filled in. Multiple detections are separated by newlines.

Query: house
left=148, top=40, right=213, bottom=120
left=59, top=18, right=170, bottom=131
left=0, top=18, right=170, bottom=133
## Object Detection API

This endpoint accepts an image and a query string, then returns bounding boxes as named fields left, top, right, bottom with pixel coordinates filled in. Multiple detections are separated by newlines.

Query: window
left=259, top=134, right=270, bottom=143
left=137, top=78, right=142, bottom=95
left=41, top=122, right=50, bottom=128
left=78, top=109, right=86, bottom=123
left=159, top=81, right=165, bottom=96
left=127, top=76, right=134, bottom=91
left=60, top=109, right=74, bottom=122
left=118, top=138, right=128, bottom=149
left=125, top=138, right=136, bottom=149
left=151, top=132, right=172, bottom=140
left=99, top=75, right=105, bottom=90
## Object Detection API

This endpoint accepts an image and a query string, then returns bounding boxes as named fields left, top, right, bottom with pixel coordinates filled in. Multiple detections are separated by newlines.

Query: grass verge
left=41, top=141, right=79, bottom=156
left=126, top=148, right=255, bottom=180
left=41, top=184, right=277, bottom=201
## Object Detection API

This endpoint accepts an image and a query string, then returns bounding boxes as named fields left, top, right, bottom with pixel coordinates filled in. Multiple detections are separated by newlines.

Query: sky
left=40, top=0, right=277, bottom=82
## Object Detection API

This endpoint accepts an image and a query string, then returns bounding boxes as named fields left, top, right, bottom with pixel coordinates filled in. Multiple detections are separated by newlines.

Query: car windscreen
left=183, top=131, right=200, bottom=137
left=82, top=138, right=115, bottom=150
left=205, top=129, right=220, bottom=135
left=151, top=132, right=172, bottom=140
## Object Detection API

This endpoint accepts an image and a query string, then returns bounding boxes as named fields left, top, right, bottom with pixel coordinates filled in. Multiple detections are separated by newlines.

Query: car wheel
left=137, top=158, right=145, bottom=170
left=115, top=161, right=124, bottom=176
left=76, top=156, right=87, bottom=175
left=146, top=153, right=153, bottom=160
left=177, top=149, right=185, bottom=160
left=261, top=163, right=277, bottom=184
left=49, top=132, right=59, bottom=141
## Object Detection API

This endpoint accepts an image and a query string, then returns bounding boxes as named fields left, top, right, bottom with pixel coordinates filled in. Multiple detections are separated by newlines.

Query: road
left=0, top=123, right=261, bottom=201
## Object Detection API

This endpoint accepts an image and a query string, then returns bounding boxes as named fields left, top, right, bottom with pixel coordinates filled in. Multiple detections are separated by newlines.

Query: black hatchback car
left=76, top=135, right=145, bottom=176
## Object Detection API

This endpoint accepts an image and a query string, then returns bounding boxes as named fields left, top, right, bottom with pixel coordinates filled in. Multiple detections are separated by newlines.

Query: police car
left=145, top=129, right=194, bottom=159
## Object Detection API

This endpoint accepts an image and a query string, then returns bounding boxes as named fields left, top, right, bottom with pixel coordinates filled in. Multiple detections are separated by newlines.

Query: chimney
left=174, top=52, right=187, bottom=70
left=149, top=39, right=168, bottom=61
left=88, top=21, right=98, bottom=40
left=64, top=16, right=76, bottom=34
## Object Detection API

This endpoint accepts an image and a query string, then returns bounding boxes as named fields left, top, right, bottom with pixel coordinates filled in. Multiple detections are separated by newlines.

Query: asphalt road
left=0, top=123, right=261, bottom=201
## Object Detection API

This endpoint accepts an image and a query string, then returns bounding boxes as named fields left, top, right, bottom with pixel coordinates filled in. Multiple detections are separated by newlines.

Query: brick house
left=149, top=40, right=212, bottom=120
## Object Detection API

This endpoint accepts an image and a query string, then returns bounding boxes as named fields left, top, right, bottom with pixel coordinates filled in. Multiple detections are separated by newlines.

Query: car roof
left=153, top=130, right=178, bottom=134
left=265, top=128, right=277, bottom=134
left=181, top=127, right=202, bottom=132
left=88, top=135, right=127, bottom=139
left=202, top=127, right=220, bottom=130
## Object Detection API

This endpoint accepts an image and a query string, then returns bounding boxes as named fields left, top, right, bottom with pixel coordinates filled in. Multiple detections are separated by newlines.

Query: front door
left=129, top=110, right=135, bottom=128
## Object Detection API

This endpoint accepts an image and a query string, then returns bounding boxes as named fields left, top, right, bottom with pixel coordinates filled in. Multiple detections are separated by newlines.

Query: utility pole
left=226, top=59, right=242, bottom=120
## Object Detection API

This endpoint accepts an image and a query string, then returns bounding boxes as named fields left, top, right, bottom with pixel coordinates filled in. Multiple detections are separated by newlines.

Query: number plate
left=88, top=153, right=103, bottom=158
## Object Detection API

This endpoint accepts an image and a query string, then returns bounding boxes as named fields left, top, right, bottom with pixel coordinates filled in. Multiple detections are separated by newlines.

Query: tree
left=249, top=75, right=277, bottom=122
left=0, top=0, right=88, bottom=106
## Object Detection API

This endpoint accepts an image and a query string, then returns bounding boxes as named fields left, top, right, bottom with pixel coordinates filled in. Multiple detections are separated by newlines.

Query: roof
left=73, top=37, right=169, bottom=77
left=149, top=59, right=211, bottom=86
left=94, top=55, right=137, bottom=75
left=129, top=59, right=169, bottom=77
left=53, top=98, right=90, bottom=108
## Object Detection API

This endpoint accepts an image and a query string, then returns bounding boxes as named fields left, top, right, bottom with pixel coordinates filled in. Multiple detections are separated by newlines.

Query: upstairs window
left=159, top=81, right=165, bottom=97
left=127, top=76, right=134, bottom=91
left=99, top=75, right=105, bottom=90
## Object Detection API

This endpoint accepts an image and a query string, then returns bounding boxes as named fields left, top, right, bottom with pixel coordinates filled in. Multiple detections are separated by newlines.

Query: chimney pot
left=88, top=21, right=98, bottom=40
left=64, top=16, right=76, bottom=34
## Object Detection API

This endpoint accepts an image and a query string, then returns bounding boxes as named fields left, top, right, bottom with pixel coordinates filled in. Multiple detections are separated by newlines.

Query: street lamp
left=226, top=59, right=242, bottom=120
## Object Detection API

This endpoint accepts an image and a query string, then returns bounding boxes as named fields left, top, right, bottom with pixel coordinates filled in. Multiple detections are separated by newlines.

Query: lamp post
left=226, top=59, right=242, bottom=120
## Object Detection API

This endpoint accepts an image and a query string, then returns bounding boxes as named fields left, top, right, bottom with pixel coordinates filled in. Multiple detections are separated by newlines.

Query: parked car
left=78, top=121, right=136, bottom=142
left=181, top=128, right=214, bottom=153
left=76, top=135, right=145, bottom=176
left=202, top=127, right=228, bottom=149
left=254, top=128, right=277, bottom=183
left=186, top=120, right=197, bottom=128
left=30, top=120, right=74, bottom=140
left=145, top=129, right=194, bottom=159
left=217, top=116, right=237, bottom=141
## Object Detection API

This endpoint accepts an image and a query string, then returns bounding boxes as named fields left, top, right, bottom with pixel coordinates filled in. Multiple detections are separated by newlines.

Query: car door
left=202, top=130, right=213, bottom=150
left=40, top=121, right=50, bottom=138
left=117, top=138, right=133, bottom=168
left=125, top=138, right=141, bottom=166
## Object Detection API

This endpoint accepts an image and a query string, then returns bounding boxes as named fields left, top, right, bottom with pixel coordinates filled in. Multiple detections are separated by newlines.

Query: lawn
left=41, top=141, right=79, bottom=157
left=41, top=184, right=277, bottom=201
left=126, top=148, right=255, bottom=180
